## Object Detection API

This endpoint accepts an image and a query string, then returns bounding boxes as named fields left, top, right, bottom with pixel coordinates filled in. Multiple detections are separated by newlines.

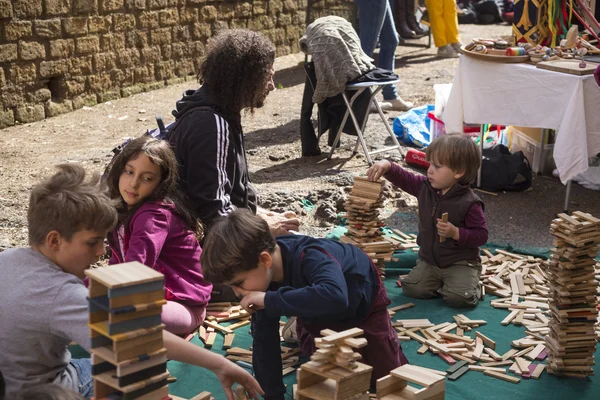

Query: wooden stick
left=440, top=212, right=449, bottom=242
left=483, top=369, right=521, bottom=383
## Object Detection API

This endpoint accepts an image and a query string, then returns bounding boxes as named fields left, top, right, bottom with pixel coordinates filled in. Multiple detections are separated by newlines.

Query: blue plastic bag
left=392, top=104, right=434, bottom=148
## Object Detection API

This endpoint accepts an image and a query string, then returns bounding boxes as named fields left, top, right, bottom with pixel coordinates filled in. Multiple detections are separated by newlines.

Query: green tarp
left=70, top=245, right=598, bottom=400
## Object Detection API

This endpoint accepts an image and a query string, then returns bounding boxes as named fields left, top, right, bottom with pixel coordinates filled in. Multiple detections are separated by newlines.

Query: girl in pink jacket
left=105, top=136, right=212, bottom=335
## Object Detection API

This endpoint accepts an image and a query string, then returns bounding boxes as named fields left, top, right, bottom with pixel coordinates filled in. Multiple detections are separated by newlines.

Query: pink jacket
left=109, top=201, right=212, bottom=306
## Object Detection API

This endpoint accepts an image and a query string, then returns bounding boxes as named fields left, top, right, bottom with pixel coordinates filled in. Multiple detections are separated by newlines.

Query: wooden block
left=408, top=365, right=447, bottom=376
left=440, top=213, right=449, bottom=242
left=447, top=365, right=469, bottom=381
left=321, top=327, right=364, bottom=343
left=233, top=385, right=249, bottom=400
left=396, top=319, right=434, bottom=329
left=446, top=360, right=468, bottom=374
left=437, top=352, right=457, bottom=365
left=417, top=344, right=429, bottom=354
left=484, top=348, right=503, bottom=361
left=515, top=357, right=530, bottom=374
left=531, top=364, right=546, bottom=379
left=343, top=337, right=368, bottom=348
left=189, top=392, right=213, bottom=400
left=473, top=337, right=484, bottom=360
left=282, top=367, right=296, bottom=377
left=514, top=310, right=524, bottom=325
left=452, top=353, right=477, bottom=365
left=468, top=365, right=507, bottom=373
left=376, top=374, right=408, bottom=398
left=198, top=325, right=207, bottom=343
left=85, top=261, right=164, bottom=288
left=475, top=331, right=496, bottom=350
left=228, top=319, right=251, bottom=330
left=483, top=369, right=521, bottom=383
left=390, top=364, right=445, bottom=387
left=426, top=339, right=451, bottom=354
left=205, top=320, right=233, bottom=334
left=438, top=323, right=458, bottom=333
left=438, top=332, right=474, bottom=344
left=206, top=332, right=217, bottom=348
left=524, top=343, right=545, bottom=360
left=389, top=303, right=415, bottom=312
left=404, top=330, right=427, bottom=345
left=223, top=333, right=235, bottom=350
left=480, top=360, right=513, bottom=367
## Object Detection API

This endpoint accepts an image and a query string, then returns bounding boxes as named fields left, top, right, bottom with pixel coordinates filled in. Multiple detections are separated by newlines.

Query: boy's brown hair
left=201, top=209, right=276, bottom=284
left=27, top=164, right=118, bottom=245
left=425, top=133, right=481, bottom=185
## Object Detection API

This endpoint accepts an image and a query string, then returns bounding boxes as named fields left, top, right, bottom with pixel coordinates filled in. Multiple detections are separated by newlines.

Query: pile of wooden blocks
left=296, top=328, right=372, bottom=400
left=545, top=212, right=600, bottom=378
left=385, top=229, right=419, bottom=251
left=341, top=177, right=395, bottom=276
left=393, top=312, right=547, bottom=383
left=376, top=364, right=445, bottom=400
left=199, top=302, right=251, bottom=350
left=85, top=261, right=212, bottom=400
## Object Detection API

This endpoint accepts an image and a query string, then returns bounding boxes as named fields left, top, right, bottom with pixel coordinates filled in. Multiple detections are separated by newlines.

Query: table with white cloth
left=443, top=55, right=600, bottom=209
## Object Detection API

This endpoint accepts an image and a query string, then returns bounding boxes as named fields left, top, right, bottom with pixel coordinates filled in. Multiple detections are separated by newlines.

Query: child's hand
left=259, top=210, right=301, bottom=236
left=236, top=289, right=266, bottom=313
left=437, top=219, right=459, bottom=241
left=214, top=358, right=264, bottom=400
left=366, top=160, right=392, bottom=181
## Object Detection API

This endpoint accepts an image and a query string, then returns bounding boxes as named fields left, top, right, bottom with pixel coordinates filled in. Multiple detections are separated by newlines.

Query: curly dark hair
left=198, top=29, right=275, bottom=115
left=105, top=136, right=203, bottom=239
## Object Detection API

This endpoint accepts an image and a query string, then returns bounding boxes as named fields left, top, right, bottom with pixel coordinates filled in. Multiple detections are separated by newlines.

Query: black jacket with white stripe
left=169, top=86, right=257, bottom=229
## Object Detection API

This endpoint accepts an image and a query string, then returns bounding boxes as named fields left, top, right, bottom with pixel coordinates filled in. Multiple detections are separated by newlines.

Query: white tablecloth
left=443, top=56, right=600, bottom=184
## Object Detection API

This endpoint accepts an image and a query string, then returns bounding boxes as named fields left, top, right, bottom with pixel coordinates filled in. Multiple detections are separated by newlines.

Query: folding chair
left=327, top=78, right=405, bottom=166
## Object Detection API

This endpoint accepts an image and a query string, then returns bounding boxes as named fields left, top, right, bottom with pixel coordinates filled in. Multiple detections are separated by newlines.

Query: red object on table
left=405, top=149, right=430, bottom=169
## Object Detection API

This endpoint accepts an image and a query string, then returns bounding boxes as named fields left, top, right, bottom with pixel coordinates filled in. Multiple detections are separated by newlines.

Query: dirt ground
left=1, top=22, right=600, bottom=252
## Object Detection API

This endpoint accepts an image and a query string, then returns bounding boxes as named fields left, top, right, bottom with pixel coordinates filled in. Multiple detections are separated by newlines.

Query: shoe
left=370, top=101, right=392, bottom=113
left=281, top=317, right=299, bottom=343
left=406, top=0, right=427, bottom=37
left=437, top=45, right=459, bottom=58
left=450, top=42, right=463, bottom=52
left=388, top=98, right=414, bottom=112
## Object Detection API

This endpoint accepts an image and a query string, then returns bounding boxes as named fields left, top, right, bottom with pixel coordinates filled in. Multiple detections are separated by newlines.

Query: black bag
left=475, top=144, right=532, bottom=192
left=473, top=0, right=503, bottom=24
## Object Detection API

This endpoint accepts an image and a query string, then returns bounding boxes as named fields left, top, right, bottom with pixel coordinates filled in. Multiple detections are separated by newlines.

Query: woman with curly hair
left=168, top=29, right=300, bottom=236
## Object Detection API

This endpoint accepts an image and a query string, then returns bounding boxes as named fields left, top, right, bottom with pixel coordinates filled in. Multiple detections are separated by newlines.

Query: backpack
left=475, top=144, right=532, bottom=192
left=109, top=106, right=216, bottom=159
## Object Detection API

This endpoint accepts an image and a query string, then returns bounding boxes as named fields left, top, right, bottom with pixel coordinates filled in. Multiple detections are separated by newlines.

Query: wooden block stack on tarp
left=296, top=328, right=372, bottom=400
left=376, top=364, right=445, bottom=400
left=545, top=211, right=600, bottom=379
left=85, top=262, right=196, bottom=399
left=341, top=176, right=394, bottom=276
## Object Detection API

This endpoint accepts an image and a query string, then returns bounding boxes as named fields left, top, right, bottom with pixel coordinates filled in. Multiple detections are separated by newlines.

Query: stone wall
left=0, top=0, right=355, bottom=128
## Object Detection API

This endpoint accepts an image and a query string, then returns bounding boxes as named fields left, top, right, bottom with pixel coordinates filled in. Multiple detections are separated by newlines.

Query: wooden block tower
left=296, top=327, right=373, bottom=400
left=546, top=211, right=600, bottom=378
left=341, top=176, right=394, bottom=276
left=85, top=261, right=171, bottom=399
left=376, top=365, right=445, bottom=400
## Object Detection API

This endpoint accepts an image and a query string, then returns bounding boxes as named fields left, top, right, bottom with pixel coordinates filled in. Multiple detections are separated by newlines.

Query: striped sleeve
left=181, top=112, right=235, bottom=225
left=214, top=113, right=235, bottom=216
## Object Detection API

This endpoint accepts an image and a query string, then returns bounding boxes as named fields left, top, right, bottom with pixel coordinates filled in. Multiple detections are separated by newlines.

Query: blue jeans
left=354, top=0, right=399, bottom=100
left=70, top=358, right=94, bottom=399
